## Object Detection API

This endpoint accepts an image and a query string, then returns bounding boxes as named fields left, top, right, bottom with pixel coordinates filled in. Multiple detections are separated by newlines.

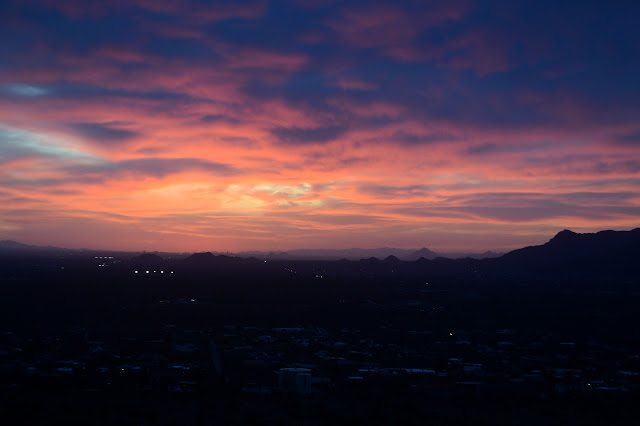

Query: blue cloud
left=68, top=122, right=138, bottom=144
left=271, top=124, right=349, bottom=145
left=2, top=83, right=50, bottom=97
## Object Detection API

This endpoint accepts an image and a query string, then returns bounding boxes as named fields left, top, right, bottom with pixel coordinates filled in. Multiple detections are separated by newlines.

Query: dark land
left=1, top=229, right=639, bottom=425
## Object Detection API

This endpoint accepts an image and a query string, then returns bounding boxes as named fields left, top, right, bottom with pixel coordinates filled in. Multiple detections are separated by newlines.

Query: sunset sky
left=1, top=0, right=639, bottom=253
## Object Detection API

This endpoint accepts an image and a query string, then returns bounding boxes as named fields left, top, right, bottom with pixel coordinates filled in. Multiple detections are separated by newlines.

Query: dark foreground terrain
left=1, top=230, right=639, bottom=425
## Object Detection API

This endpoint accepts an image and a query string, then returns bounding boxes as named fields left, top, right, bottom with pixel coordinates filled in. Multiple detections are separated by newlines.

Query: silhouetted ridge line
left=184, top=252, right=216, bottom=263
left=503, top=228, right=640, bottom=262
left=549, top=229, right=579, bottom=243
left=131, top=253, right=163, bottom=263
left=491, top=228, right=640, bottom=281
left=404, top=247, right=438, bottom=261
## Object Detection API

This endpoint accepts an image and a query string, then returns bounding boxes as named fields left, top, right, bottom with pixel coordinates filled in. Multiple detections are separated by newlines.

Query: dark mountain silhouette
left=478, top=251, right=501, bottom=258
left=501, top=228, right=640, bottom=264
left=235, top=247, right=500, bottom=260
left=0, top=240, right=190, bottom=260
left=490, top=228, right=640, bottom=280
left=184, top=252, right=216, bottom=263
left=0, top=240, right=67, bottom=252
left=131, top=253, right=163, bottom=264
left=1, top=229, right=637, bottom=283
left=0, top=240, right=32, bottom=250
left=0, top=240, right=82, bottom=259
left=436, top=250, right=503, bottom=259
left=183, top=252, right=247, bottom=266
left=403, top=247, right=438, bottom=261
left=0, top=240, right=501, bottom=261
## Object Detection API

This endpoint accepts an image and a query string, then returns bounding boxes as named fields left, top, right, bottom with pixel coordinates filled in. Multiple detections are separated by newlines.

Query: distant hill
left=0, top=240, right=29, bottom=249
left=0, top=240, right=75, bottom=257
left=403, top=247, right=438, bottom=261
left=184, top=252, right=246, bottom=266
left=0, top=240, right=63, bottom=251
left=436, top=250, right=503, bottom=260
left=185, top=252, right=216, bottom=263
left=492, top=228, right=640, bottom=279
left=383, top=255, right=401, bottom=263
left=0, top=241, right=189, bottom=260
left=501, top=228, right=640, bottom=264
left=131, top=253, right=163, bottom=264
left=0, top=239, right=503, bottom=261
left=234, top=247, right=500, bottom=261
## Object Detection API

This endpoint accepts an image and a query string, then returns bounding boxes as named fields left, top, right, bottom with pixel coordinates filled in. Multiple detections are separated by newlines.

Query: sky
left=1, top=0, right=640, bottom=253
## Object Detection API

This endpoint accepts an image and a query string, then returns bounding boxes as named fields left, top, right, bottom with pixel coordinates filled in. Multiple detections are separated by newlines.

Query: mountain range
left=2, top=228, right=639, bottom=268
left=181, top=228, right=640, bottom=283
left=232, top=247, right=502, bottom=261
left=2, top=228, right=639, bottom=283
left=0, top=239, right=501, bottom=260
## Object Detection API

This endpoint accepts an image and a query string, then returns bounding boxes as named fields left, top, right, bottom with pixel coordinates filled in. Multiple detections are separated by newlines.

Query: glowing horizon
left=1, top=1, right=639, bottom=253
